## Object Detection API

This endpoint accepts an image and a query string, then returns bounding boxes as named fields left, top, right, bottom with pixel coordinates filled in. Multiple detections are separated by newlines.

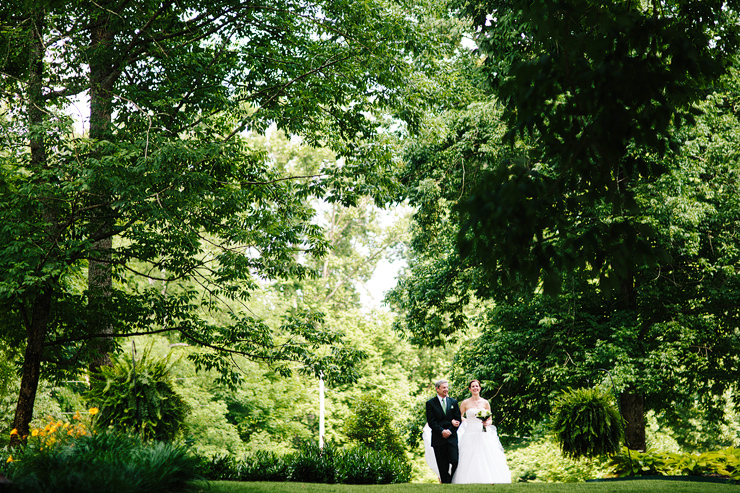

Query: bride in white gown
left=423, top=379, right=511, bottom=484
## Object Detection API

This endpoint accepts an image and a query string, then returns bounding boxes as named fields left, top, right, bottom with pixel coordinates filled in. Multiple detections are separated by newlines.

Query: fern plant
left=551, top=386, right=624, bottom=459
left=86, top=344, right=189, bottom=441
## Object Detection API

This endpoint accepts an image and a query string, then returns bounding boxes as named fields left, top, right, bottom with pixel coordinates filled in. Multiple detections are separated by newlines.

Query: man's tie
left=442, top=397, right=447, bottom=413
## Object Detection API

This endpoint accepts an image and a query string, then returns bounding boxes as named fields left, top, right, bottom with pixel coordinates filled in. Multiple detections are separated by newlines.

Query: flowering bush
left=4, top=408, right=98, bottom=466
left=3, top=409, right=201, bottom=493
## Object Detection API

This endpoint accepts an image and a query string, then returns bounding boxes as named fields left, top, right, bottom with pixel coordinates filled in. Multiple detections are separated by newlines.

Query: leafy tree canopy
left=392, top=69, right=740, bottom=446
left=0, top=0, right=463, bottom=439
left=390, top=1, right=740, bottom=449
left=451, top=0, right=740, bottom=292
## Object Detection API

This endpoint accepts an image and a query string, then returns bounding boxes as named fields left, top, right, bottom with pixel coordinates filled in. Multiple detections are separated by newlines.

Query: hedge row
left=196, top=442, right=411, bottom=484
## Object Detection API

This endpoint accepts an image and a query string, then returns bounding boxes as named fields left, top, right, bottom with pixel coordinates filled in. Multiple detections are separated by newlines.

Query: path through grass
left=194, top=480, right=737, bottom=493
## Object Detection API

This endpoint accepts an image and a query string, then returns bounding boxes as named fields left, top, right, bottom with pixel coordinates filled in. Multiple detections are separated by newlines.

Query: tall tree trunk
left=11, top=9, right=52, bottom=447
left=620, top=390, right=646, bottom=451
left=619, top=272, right=647, bottom=451
left=614, top=150, right=648, bottom=451
left=11, top=292, right=52, bottom=446
left=88, top=236, right=113, bottom=371
left=87, top=10, right=118, bottom=373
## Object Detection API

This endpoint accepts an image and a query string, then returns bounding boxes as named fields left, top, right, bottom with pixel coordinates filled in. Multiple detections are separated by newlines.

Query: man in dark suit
left=425, top=379, right=461, bottom=483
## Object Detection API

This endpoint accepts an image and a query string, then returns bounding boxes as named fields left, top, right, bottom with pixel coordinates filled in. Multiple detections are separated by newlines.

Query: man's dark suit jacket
left=425, top=395, right=462, bottom=446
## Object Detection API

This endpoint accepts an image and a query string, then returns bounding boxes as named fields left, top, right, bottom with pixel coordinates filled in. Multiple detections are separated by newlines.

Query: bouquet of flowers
left=476, top=409, right=492, bottom=432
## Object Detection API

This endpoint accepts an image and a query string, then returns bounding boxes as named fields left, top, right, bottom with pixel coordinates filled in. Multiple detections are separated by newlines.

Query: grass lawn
left=194, top=480, right=738, bottom=493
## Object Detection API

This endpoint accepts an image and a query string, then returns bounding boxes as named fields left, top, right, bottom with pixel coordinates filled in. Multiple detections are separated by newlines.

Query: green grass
left=191, top=480, right=738, bottom=493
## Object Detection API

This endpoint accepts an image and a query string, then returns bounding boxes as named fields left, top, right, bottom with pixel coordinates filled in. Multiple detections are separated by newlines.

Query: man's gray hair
left=435, top=379, right=448, bottom=389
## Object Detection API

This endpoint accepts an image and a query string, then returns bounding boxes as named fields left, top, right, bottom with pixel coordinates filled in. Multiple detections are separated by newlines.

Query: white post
left=319, top=371, right=325, bottom=449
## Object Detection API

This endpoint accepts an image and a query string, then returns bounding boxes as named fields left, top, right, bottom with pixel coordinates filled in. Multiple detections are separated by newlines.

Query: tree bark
left=620, top=390, right=646, bottom=451
left=10, top=9, right=52, bottom=446
left=619, top=268, right=646, bottom=451
left=11, top=292, right=52, bottom=446
left=88, top=236, right=113, bottom=372
left=87, top=10, right=118, bottom=373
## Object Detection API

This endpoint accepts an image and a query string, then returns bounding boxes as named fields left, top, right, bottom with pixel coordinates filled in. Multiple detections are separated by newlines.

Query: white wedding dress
left=423, top=408, right=511, bottom=484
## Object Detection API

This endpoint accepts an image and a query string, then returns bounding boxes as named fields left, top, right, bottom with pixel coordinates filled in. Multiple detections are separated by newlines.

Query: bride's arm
left=459, top=399, right=468, bottom=420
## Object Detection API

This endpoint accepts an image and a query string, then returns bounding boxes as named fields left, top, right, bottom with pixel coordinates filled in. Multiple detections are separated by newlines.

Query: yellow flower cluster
left=7, top=408, right=100, bottom=455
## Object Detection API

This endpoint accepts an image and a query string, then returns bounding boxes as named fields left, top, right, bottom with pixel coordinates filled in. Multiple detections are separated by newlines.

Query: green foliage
left=551, top=387, right=624, bottom=460
left=453, top=0, right=740, bottom=292
left=193, top=442, right=411, bottom=485
left=608, top=446, right=740, bottom=481
left=703, top=449, right=740, bottom=481
left=608, top=448, right=667, bottom=477
left=195, top=453, right=242, bottom=481
left=288, top=442, right=412, bottom=485
left=1, top=0, right=451, bottom=439
left=180, top=394, right=245, bottom=456
left=394, top=0, right=740, bottom=453
left=0, top=347, right=14, bottom=412
left=3, top=430, right=201, bottom=493
left=651, top=393, right=740, bottom=453
left=85, top=345, right=189, bottom=441
left=343, top=394, right=405, bottom=457
left=334, top=445, right=412, bottom=484
left=505, top=437, right=610, bottom=483
left=195, top=450, right=286, bottom=482
left=289, top=441, right=337, bottom=484
left=1, top=379, right=67, bottom=446
left=239, top=450, right=287, bottom=482
left=199, top=481, right=740, bottom=493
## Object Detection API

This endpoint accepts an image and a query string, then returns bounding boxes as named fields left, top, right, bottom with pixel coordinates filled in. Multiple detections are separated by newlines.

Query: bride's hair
left=468, top=379, right=482, bottom=389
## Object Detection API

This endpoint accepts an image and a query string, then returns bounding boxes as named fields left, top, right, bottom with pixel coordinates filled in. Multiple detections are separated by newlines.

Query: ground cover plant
left=608, top=447, right=740, bottom=480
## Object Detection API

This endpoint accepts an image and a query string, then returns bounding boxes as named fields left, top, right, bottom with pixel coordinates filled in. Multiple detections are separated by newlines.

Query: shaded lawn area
left=194, top=480, right=738, bottom=493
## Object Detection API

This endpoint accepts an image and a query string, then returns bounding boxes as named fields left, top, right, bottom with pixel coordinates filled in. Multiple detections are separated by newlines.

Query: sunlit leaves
left=0, top=0, right=444, bottom=411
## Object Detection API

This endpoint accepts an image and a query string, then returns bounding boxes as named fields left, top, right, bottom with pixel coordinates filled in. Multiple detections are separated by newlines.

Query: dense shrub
left=288, top=441, right=336, bottom=483
left=4, top=427, right=201, bottom=493
left=195, top=453, right=241, bottom=480
left=344, top=394, right=405, bottom=457
left=197, top=450, right=288, bottom=481
left=239, top=450, right=287, bottom=481
left=551, top=387, right=624, bottom=459
left=193, top=441, right=411, bottom=484
left=335, top=445, right=412, bottom=484
left=505, top=437, right=611, bottom=482
left=609, top=446, right=740, bottom=481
